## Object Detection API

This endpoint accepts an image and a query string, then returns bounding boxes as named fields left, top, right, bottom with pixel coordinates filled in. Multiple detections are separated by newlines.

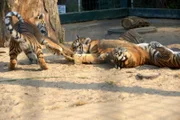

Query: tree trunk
left=0, top=0, right=64, bottom=47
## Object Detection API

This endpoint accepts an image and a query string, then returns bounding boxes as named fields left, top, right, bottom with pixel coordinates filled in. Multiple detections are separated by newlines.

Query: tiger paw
left=74, top=54, right=83, bottom=64
left=27, top=52, right=38, bottom=64
left=38, top=58, right=48, bottom=70
left=29, top=59, right=38, bottom=64
left=98, top=53, right=109, bottom=60
left=149, top=41, right=163, bottom=49
left=40, top=64, right=48, bottom=70
left=8, top=59, right=17, bottom=70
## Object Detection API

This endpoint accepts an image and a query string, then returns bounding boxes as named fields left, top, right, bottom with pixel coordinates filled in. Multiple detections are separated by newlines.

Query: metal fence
left=58, top=0, right=180, bottom=14
left=133, top=0, right=180, bottom=9
left=58, top=0, right=121, bottom=14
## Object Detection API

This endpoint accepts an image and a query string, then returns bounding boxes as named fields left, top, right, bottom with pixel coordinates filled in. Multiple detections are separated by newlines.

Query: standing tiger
left=4, top=11, right=68, bottom=70
left=71, top=36, right=180, bottom=69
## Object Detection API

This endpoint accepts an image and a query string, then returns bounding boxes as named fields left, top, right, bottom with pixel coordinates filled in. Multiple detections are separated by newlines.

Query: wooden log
left=134, top=26, right=157, bottom=34
left=119, top=29, right=144, bottom=44
left=121, top=16, right=150, bottom=30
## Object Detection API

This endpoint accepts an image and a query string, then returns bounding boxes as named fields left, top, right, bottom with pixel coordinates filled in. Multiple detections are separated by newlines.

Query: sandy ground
left=0, top=19, right=180, bottom=120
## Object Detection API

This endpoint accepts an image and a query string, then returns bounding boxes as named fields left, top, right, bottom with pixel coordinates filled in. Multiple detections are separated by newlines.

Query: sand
left=0, top=19, right=180, bottom=120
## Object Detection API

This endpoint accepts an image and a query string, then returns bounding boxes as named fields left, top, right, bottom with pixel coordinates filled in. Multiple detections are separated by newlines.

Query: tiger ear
left=35, top=13, right=44, bottom=21
left=36, top=13, right=45, bottom=20
left=39, top=13, right=45, bottom=19
left=84, top=37, right=91, bottom=45
left=114, top=47, right=119, bottom=51
left=76, top=35, right=80, bottom=39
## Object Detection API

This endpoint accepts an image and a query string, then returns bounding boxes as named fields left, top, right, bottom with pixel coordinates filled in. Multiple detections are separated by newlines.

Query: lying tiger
left=5, top=11, right=73, bottom=70
left=71, top=36, right=180, bottom=69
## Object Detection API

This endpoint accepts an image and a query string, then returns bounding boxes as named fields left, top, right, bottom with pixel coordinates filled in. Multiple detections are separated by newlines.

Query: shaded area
left=1, top=78, right=180, bottom=97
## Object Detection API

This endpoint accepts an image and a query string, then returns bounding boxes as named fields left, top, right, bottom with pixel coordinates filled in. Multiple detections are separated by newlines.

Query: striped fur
left=4, top=11, right=51, bottom=70
left=138, top=41, right=180, bottom=68
left=113, top=41, right=180, bottom=69
left=5, top=11, right=65, bottom=70
left=5, top=12, right=24, bottom=42
left=72, top=36, right=180, bottom=69
left=36, top=13, right=48, bottom=36
left=71, top=36, right=92, bottom=54
left=71, top=37, right=145, bottom=64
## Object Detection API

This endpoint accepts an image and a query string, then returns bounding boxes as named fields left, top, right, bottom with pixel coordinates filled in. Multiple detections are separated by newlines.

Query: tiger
left=71, top=36, right=180, bottom=69
left=71, top=36, right=144, bottom=64
left=116, top=41, right=180, bottom=69
left=106, top=41, right=180, bottom=69
left=71, top=31, right=144, bottom=55
left=71, top=36, right=117, bottom=63
left=23, top=13, right=74, bottom=61
left=4, top=11, right=66, bottom=70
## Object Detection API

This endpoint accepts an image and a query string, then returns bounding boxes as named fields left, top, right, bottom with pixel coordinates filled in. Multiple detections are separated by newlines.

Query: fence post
left=120, top=0, right=128, bottom=8
left=78, top=0, right=81, bottom=12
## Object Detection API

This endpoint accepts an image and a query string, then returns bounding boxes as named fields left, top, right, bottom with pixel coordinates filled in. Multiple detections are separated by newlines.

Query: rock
left=136, top=72, right=161, bottom=80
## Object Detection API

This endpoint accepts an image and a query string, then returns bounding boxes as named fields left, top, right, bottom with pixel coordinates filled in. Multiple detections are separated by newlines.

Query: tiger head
left=71, top=35, right=92, bottom=54
left=112, top=47, right=128, bottom=69
left=34, top=13, right=48, bottom=36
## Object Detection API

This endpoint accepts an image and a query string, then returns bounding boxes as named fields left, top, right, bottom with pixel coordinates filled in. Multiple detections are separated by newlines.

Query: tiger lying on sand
left=71, top=36, right=180, bottom=69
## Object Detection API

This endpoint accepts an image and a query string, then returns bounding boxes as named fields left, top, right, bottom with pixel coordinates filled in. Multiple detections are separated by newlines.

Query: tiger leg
left=149, top=41, right=163, bottom=48
left=35, top=46, right=48, bottom=70
left=24, top=50, right=38, bottom=64
left=41, top=37, right=62, bottom=55
left=149, top=41, right=180, bottom=68
left=74, top=54, right=106, bottom=64
left=9, top=41, right=22, bottom=70
left=152, top=47, right=179, bottom=68
left=41, top=37, right=74, bottom=61
left=149, top=41, right=173, bottom=61
left=9, top=53, right=21, bottom=70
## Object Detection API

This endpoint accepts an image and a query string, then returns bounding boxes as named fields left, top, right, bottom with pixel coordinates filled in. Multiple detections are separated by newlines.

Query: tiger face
left=112, top=47, right=128, bottom=69
left=34, top=13, right=48, bottom=36
left=71, top=36, right=92, bottom=54
left=110, top=42, right=150, bottom=69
